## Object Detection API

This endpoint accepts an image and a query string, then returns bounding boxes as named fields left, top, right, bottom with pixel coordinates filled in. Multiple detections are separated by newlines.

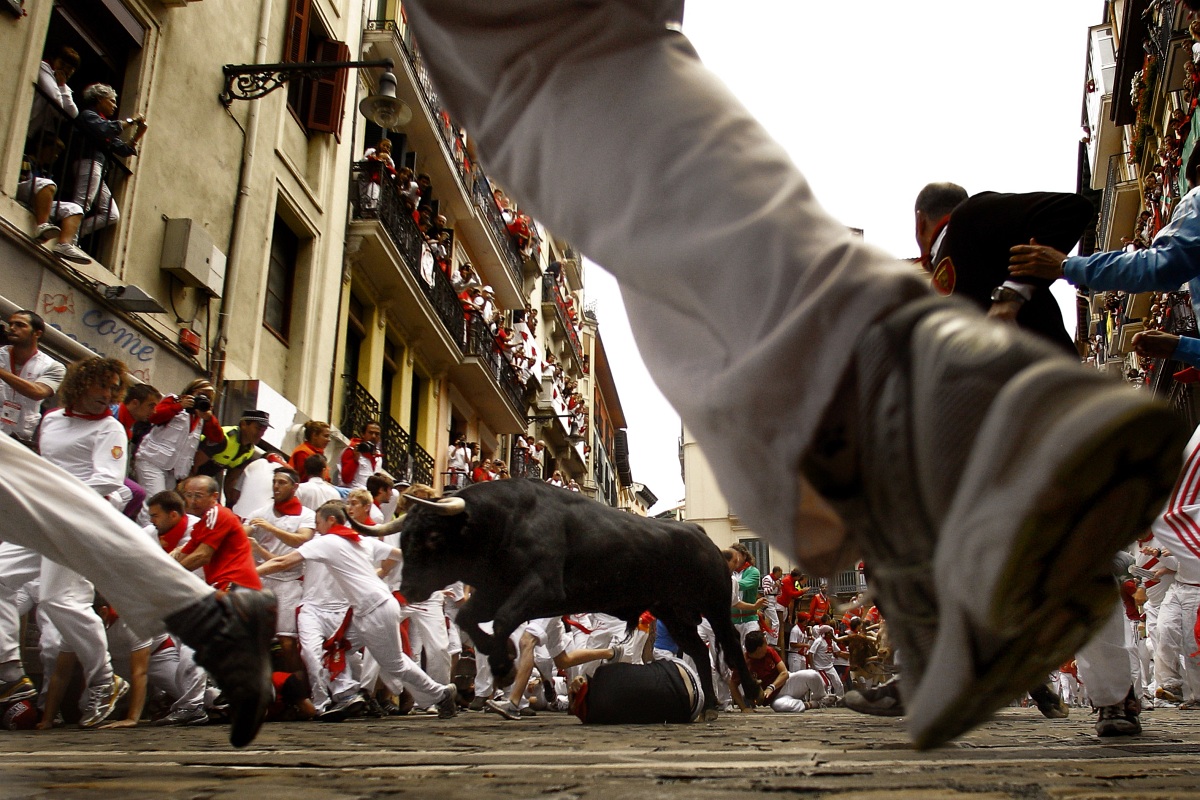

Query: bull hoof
left=703, top=707, right=719, bottom=722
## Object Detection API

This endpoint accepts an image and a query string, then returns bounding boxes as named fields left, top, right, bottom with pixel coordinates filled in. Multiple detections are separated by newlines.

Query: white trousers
left=770, top=669, right=828, bottom=713
left=1154, top=582, right=1200, bottom=703
left=398, top=598, right=451, bottom=685
left=133, top=460, right=175, bottom=498
left=402, top=0, right=929, bottom=565
left=0, top=543, right=42, bottom=678
left=351, top=601, right=445, bottom=707
left=0, top=435, right=212, bottom=641
left=38, top=557, right=113, bottom=689
left=297, top=604, right=359, bottom=711
left=818, top=665, right=845, bottom=698
left=71, top=158, right=119, bottom=237
left=263, top=577, right=303, bottom=638
left=1075, top=599, right=1135, bottom=708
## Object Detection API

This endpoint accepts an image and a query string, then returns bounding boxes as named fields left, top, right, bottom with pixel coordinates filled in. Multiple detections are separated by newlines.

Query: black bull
left=353, top=478, right=759, bottom=713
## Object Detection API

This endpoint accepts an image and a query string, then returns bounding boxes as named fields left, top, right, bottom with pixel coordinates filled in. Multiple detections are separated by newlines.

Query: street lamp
left=220, top=58, right=411, bottom=129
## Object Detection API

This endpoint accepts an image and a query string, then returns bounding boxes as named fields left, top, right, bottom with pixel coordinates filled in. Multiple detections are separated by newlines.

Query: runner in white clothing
left=257, top=501, right=458, bottom=717
left=245, top=467, right=315, bottom=672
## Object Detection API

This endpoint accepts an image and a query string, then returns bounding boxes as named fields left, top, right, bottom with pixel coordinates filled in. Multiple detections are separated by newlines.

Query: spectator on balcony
left=396, top=166, right=420, bottom=213
left=567, top=479, right=580, bottom=492
left=492, top=460, right=509, bottom=480
left=290, top=420, right=332, bottom=482
left=28, top=46, right=80, bottom=146
left=471, top=458, right=493, bottom=484
left=416, top=173, right=434, bottom=210
left=547, top=469, right=565, bottom=489
left=135, top=379, right=224, bottom=496
left=452, top=262, right=481, bottom=292
left=17, top=135, right=89, bottom=263
left=339, top=421, right=382, bottom=491
left=359, top=139, right=397, bottom=216
left=72, top=84, right=146, bottom=241
left=447, top=436, right=471, bottom=489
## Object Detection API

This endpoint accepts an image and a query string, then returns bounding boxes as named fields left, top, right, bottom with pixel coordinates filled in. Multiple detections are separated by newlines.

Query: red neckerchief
left=64, top=408, right=111, bottom=420
left=115, top=403, right=136, bottom=440
left=325, top=523, right=360, bottom=543
left=159, top=517, right=189, bottom=552
left=273, top=496, right=303, bottom=517
left=563, top=616, right=593, bottom=635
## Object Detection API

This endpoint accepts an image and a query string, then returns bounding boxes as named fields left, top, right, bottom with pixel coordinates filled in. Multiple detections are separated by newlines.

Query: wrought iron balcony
left=472, top=176, right=526, bottom=286
left=541, top=278, right=585, bottom=370
left=464, top=313, right=529, bottom=414
left=22, top=86, right=134, bottom=262
left=510, top=447, right=543, bottom=480
left=344, top=382, right=435, bottom=487
left=350, top=161, right=467, bottom=351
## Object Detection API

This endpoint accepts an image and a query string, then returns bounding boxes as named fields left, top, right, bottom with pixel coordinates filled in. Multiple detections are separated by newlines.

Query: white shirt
left=247, top=502, right=316, bottom=581
left=786, top=625, right=807, bottom=672
left=808, top=636, right=834, bottom=671
left=0, top=347, right=65, bottom=442
left=38, top=410, right=127, bottom=498
left=297, top=533, right=392, bottom=614
left=295, top=477, right=342, bottom=511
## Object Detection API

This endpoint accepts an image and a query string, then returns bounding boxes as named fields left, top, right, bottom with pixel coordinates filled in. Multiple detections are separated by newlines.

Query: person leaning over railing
left=71, top=83, right=146, bottom=241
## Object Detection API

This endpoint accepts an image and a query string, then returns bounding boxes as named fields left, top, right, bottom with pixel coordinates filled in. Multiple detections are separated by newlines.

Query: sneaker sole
left=484, top=699, right=519, bottom=720
left=54, top=250, right=91, bottom=264
left=0, top=682, right=37, bottom=704
left=911, top=390, right=1187, bottom=749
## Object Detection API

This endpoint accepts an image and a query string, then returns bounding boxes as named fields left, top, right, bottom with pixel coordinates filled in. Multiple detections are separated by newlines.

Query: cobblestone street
left=2, top=706, right=1199, bottom=799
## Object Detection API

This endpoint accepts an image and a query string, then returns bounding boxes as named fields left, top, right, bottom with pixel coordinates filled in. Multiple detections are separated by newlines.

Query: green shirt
left=732, top=565, right=760, bottom=624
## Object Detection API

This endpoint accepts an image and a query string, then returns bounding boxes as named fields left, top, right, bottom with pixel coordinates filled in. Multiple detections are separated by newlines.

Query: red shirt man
left=176, top=475, right=261, bottom=590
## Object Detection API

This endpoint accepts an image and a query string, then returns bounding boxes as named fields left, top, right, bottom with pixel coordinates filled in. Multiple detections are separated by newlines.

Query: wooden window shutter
left=305, top=39, right=350, bottom=134
left=283, top=0, right=311, bottom=63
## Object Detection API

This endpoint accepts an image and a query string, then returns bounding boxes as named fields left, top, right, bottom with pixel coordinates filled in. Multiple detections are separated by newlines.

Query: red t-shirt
left=778, top=577, right=804, bottom=608
left=183, top=505, right=261, bottom=590
left=745, top=647, right=783, bottom=687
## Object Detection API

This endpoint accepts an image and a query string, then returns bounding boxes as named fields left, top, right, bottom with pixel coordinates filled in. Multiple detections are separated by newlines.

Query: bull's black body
left=376, top=479, right=758, bottom=713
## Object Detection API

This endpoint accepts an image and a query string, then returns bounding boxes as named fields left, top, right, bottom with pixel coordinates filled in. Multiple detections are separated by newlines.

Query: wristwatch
left=990, top=286, right=1027, bottom=305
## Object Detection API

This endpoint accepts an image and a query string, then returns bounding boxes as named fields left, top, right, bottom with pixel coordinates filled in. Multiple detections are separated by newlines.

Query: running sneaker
left=79, top=675, right=129, bottom=728
left=0, top=676, right=37, bottom=704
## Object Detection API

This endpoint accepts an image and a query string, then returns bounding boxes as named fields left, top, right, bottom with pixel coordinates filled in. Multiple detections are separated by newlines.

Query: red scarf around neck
left=273, top=496, right=304, bottom=517
left=326, top=523, right=360, bottom=542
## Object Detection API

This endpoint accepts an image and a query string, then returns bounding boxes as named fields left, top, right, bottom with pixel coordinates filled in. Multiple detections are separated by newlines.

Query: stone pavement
left=2, top=706, right=1199, bottom=799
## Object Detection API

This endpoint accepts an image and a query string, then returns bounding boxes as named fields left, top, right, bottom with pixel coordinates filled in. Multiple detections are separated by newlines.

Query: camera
left=357, top=440, right=377, bottom=455
left=192, top=394, right=212, bottom=413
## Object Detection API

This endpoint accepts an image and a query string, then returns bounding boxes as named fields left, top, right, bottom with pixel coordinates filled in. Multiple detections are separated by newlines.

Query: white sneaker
left=33, top=222, right=60, bottom=242
left=909, top=313, right=1186, bottom=748
left=79, top=675, right=129, bottom=728
left=813, top=297, right=1188, bottom=750
left=52, top=241, right=91, bottom=264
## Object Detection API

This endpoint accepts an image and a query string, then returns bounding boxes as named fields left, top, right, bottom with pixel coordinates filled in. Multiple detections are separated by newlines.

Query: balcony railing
left=367, top=16, right=527, bottom=288
left=472, top=176, right=526, bottom=286
left=351, top=161, right=467, bottom=350
left=464, top=313, right=528, bottom=413
left=541, top=279, right=585, bottom=369
left=21, top=85, right=134, bottom=261
left=341, top=379, right=381, bottom=443
left=1151, top=0, right=1181, bottom=61
left=343, top=381, right=435, bottom=487
left=511, top=447, right=542, bottom=480
left=366, top=18, right=474, bottom=193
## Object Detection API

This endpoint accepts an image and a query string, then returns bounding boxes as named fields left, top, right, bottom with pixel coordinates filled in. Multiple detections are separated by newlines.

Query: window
left=283, top=0, right=350, bottom=135
left=264, top=218, right=298, bottom=340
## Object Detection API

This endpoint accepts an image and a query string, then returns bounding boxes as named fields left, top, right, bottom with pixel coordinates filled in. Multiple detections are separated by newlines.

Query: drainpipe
left=211, top=0, right=274, bottom=397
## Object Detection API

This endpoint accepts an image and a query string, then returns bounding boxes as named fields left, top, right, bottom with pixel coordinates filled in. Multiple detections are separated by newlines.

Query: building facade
left=1078, top=0, right=1200, bottom=424
left=2, top=0, right=647, bottom=496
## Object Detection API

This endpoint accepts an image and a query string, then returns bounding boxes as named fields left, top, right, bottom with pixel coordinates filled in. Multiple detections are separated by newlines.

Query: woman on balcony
left=71, top=84, right=145, bottom=241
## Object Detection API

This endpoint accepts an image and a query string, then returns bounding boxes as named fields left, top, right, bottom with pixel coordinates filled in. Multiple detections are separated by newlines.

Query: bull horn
left=406, top=495, right=466, bottom=515
left=348, top=515, right=403, bottom=537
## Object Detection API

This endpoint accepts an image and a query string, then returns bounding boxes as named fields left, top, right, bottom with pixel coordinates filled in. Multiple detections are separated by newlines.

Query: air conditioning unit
left=161, top=218, right=225, bottom=297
